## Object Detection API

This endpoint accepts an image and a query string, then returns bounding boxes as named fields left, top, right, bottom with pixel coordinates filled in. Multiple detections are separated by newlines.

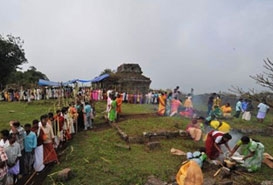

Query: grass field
left=0, top=100, right=273, bottom=185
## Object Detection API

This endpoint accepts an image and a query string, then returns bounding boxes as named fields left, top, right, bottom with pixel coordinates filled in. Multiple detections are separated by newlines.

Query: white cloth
left=33, top=145, right=44, bottom=172
left=212, top=131, right=224, bottom=144
left=257, top=103, right=269, bottom=113
left=242, top=111, right=251, bottom=121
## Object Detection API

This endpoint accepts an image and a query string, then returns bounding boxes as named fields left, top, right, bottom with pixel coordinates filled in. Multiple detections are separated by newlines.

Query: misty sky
left=1, top=0, right=273, bottom=94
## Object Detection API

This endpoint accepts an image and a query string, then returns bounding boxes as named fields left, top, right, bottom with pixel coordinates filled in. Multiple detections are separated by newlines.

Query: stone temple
left=99, top=63, right=151, bottom=94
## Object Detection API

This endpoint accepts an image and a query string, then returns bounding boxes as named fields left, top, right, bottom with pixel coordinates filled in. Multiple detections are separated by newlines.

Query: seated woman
left=221, top=103, right=232, bottom=118
left=229, top=136, right=264, bottom=172
left=186, top=117, right=205, bottom=142
left=205, top=130, right=232, bottom=160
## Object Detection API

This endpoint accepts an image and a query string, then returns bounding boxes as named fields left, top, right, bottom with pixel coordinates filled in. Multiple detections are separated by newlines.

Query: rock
left=57, top=168, right=73, bottom=182
left=179, top=130, right=189, bottom=137
left=145, top=175, right=167, bottom=185
left=220, top=169, right=231, bottom=178
left=261, top=181, right=273, bottom=185
left=168, top=175, right=176, bottom=183
left=146, top=141, right=161, bottom=150
left=203, top=177, right=216, bottom=185
left=114, top=143, right=131, bottom=150
left=218, top=180, right=233, bottom=185
left=166, top=131, right=180, bottom=138
left=116, top=127, right=129, bottom=141
left=128, top=136, right=145, bottom=144
left=264, top=127, right=273, bottom=136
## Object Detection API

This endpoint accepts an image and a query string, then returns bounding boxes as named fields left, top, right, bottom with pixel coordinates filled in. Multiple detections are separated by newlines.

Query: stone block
left=128, top=136, right=145, bottom=144
left=261, top=181, right=273, bottom=185
left=218, top=180, right=233, bottom=185
left=203, top=178, right=216, bottom=185
left=144, top=175, right=167, bottom=185
left=146, top=141, right=161, bottom=150
left=57, top=168, right=73, bottom=182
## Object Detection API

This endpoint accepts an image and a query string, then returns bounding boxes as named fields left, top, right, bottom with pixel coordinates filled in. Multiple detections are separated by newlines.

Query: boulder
left=203, top=178, right=216, bottom=185
left=128, top=136, right=145, bottom=144
left=146, top=141, right=161, bottom=150
left=261, top=181, right=273, bottom=185
left=57, top=168, right=73, bottom=182
left=218, top=180, right=233, bottom=185
left=145, top=175, right=167, bottom=185
left=264, top=127, right=273, bottom=136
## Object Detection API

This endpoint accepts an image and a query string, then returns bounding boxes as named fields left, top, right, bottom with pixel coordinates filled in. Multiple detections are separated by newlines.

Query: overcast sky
left=1, top=0, right=273, bottom=94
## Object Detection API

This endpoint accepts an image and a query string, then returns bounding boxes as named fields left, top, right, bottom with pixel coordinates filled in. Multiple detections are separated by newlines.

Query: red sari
left=205, top=130, right=226, bottom=159
left=43, top=143, right=58, bottom=164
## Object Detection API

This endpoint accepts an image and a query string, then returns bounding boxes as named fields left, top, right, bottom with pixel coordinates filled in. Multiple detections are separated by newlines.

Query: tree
left=250, top=58, right=273, bottom=91
left=100, top=68, right=115, bottom=76
left=0, top=34, right=27, bottom=88
left=229, top=58, right=273, bottom=107
left=7, top=66, right=49, bottom=87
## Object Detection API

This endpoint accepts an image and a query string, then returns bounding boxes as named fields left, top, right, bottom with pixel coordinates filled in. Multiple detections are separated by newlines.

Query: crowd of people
left=176, top=93, right=269, bottom=185
left=0, top=98, right=98, bottom=184
left=0, top=88, right=128, bottom=184
left=177, top=114, right=265, bottom=185
left=0, top=85, right=271, bottom=184
left=154, top=89, right=269, bottom=182
left=0, top=86, right=182, bottom=107
left=207, top=93, right=270, bottom=122
left=157, top=86, right=195, bottom=118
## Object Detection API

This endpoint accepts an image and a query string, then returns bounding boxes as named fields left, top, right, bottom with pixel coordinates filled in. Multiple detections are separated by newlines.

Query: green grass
left=0, top=100, right=56, bottom=129
left=119, top=116, right=186, bottom=136
left=1, top=100, right=273, bottom=184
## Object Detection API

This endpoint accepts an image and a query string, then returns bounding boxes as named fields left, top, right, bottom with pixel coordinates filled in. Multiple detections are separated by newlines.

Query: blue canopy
left=92, top=74, right=110, bottom=83
left=38, top=74, right=109, bottom=86
left=38, top=79, right=62, bottom=86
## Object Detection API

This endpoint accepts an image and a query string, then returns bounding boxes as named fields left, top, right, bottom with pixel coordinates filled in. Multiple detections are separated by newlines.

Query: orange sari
left=158, top=94, right=166, bottom=116
left=116, top=96, right=123, bottom=113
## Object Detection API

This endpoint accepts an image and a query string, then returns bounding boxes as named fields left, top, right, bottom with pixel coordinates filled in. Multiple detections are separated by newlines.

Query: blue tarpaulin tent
left=38, top=74, right=110, bottom=86
left=38, top=79, right=62, bottom=86
left=91, top=74, right=110, bottom=83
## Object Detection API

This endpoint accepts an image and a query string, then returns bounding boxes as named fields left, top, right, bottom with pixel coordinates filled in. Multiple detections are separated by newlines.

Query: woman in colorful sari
left=184, top=96, right=193, bottom=110
left=170, top=96, right=182, bottom=117
left=205, top=130, right=232, bottom=160
left=109, top=95, right=117, bottom=123
left=229, top=136, right=264, bottom=172
left=157, top=92, right=166, bottom=116
left=165, top=92, right=172, bottom=116
left=221, top=103, right=232, bottom=118
left=116, top=94, right=123, bottom=121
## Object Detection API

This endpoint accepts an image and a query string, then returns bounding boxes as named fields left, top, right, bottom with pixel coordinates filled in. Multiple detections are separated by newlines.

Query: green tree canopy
left=0, top=34, right=27, bottom=88
left=100, top=68, right=115, bottom=76
left=7, top=66, right=49, bottom=87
